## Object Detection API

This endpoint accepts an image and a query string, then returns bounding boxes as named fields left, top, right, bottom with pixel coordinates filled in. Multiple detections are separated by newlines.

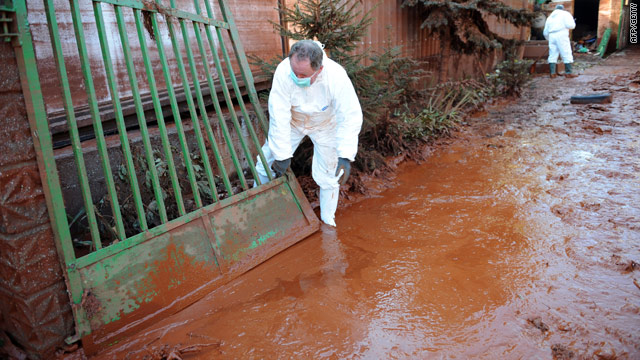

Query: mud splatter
left=551, top=343, right=575, bottom=360
left=528, top=317, right=549, bottom=333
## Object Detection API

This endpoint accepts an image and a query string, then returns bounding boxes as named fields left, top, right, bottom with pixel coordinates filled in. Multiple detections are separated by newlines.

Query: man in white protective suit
left=255, top=40, right=363, bottom=227
left=543, top=4, right=578, bottom=78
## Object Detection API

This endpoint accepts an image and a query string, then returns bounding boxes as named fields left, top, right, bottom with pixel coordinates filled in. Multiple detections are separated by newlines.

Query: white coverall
left=543, top=9, right=576, bottom=64
left=255, top=49, right=363, bottom=227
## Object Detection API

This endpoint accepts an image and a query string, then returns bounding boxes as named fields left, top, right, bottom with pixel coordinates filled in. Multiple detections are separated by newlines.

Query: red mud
left=93, top=48, right=640, bottom=359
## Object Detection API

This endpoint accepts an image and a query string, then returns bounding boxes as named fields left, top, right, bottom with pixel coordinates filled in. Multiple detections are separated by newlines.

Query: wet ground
left=95, top=48, right=640, bottom=359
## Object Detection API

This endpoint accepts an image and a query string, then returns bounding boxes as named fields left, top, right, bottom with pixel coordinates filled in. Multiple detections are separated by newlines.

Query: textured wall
left=0, top=41, right=74, bottom=358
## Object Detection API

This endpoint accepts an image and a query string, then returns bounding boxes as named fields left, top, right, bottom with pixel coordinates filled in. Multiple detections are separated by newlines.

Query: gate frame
left=9, top=0, right=320, bottom=350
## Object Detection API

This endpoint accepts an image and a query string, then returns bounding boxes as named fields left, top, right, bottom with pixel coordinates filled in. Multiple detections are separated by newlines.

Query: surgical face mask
left=290, top=68, right=320, bottom=88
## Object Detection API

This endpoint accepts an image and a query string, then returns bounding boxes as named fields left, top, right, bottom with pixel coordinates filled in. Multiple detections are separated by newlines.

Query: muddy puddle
left=94, top=48, right=640, bottom=359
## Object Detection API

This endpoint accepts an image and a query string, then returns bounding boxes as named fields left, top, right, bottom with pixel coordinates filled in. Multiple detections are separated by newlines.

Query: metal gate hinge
left=0, top=0, right=17, bottom=43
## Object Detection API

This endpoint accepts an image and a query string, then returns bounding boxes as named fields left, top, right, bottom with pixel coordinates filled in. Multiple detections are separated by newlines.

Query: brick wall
left=0, top=41, right=74, bottom=358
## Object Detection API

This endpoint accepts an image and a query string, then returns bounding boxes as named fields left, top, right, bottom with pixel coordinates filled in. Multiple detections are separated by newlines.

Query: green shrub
left=252, top=0, right=526, bottom=189
left=486, top=59, right=533, bottom=97
left=393, top=82, right=479, bottom=142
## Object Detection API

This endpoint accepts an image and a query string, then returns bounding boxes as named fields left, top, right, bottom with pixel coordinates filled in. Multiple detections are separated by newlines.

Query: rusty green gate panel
left=78, top=175, right=317, bottom=350
left=9, top=0, right=320, bottom=353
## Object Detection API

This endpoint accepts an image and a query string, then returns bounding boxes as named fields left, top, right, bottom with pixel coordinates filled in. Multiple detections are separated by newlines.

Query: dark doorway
left=573, top=0, right=600, bottom=40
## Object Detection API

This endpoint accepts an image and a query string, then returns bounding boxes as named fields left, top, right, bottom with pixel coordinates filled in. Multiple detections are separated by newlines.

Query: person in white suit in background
left=544, top=4, right=578, bottom=78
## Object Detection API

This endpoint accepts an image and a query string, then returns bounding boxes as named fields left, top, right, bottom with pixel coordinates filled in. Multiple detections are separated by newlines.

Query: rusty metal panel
left=212, top=177, right=312, bottom=273
left=79, top=175, right=319, bottom=353
left=78, top=218, right=223, bottom=346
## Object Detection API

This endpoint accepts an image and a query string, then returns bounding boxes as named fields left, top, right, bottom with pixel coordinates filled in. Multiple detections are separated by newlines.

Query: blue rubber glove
left=335, top=157, right=351, bottom=185
left=272, top=158, right=291, bottom=177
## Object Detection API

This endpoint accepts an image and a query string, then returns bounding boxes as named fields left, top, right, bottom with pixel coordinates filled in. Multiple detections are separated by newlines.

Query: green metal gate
left=6, top=0, right=318, bottom=352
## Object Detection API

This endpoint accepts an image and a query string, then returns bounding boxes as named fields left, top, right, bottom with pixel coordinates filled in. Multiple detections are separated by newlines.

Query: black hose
left=570, top=93, right=613, bottom=104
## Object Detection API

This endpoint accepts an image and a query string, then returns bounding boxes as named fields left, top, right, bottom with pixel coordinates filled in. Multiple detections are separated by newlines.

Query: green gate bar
left=216, top=27, right=273, bottom=183
left=153, top=3, right=205, bottom=209
left=192, top=0, right=273, bottom=188
left=114, top=5, right=168, bottom=223
left=217, top=0, right=270, bottom=136
left=198, top=6, right=259, bottom=186
left=69, top=0, right=126, bottom=241
left=11, top=0, right=91, bottom=338
left=171, top=0, right=220, bottom=203
left=42, top=0, right=102, bottom=249
left=94, top=2, right=148, bottom=231
left=200, top=10, right=249, bottom=190
left=212, top=30, right=262, bottom=185
left=133, top=8, right=186, bottom=216
left=191, top=20, right=234, bottom=196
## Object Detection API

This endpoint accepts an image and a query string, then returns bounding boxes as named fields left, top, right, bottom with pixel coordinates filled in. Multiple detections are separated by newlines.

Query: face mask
left=290, top=68, right=319, bottom=88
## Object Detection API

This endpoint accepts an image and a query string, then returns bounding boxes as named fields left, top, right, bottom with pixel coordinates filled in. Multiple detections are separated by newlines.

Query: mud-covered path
left=96, top=48, right=640, bottom=359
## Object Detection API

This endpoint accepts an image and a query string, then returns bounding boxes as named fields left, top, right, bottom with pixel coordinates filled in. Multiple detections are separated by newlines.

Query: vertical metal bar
left=43, top=0, right=101, bottom=248
left=152, top=3, right=203, bottom=208
left=115, top=6, right=168, bottom=223
left=215, top=28, right=273, bottom=184
left=200, top=0, right=249, bottom=190
left=617, top=0, right=625, bottom=49
left=212, top=27, right=262, bottom=185
left=200, top=22, right=248, bottom=190
left=94, top=2, right=147, bottom=231
left=188, top=1, right=233, bottom=195
left=68, top=0, right=125, bottom=240
left=133, top=9, right=185, bottom=216
left=216, top=0, right=269, bottom=135
left=192, top=22, right=233, bottom=196
left=174, top=15, right=219, bottom=202
left=12, top=0, right=90, bottom=337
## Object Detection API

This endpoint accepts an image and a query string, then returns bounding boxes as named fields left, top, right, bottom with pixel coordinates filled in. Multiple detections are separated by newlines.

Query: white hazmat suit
left=255, top=45, right=363, bottom=227
left=543, top=8, right=576, bottom=64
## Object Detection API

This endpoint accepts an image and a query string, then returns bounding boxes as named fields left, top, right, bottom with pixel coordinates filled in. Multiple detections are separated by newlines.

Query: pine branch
left=272, top=0, right=374, bottom=54
left=403, top=0, right=533, bottom=55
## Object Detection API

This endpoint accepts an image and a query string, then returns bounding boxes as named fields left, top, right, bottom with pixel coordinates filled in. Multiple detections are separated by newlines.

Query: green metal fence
left=8, top=0, right=320, bottom=349
left=42, top=0, right=274, bottom=248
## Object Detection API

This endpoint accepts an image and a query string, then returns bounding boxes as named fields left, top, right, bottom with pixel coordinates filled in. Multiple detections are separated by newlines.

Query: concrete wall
left=0, top=42, right=74, bottom=358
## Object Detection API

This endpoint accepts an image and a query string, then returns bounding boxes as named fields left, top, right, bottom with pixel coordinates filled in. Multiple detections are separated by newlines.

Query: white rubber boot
left=319, top=187, right=340, bottom=227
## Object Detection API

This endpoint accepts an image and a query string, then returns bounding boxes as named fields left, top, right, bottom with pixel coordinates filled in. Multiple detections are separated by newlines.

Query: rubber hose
left=570, top=93, right=613, bottom=104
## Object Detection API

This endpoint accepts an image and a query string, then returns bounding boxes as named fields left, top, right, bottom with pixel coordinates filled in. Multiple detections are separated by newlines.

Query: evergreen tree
left=271, top=0, right=373, bottom=70
left=402, top=0, right=534, bottom=80
left=251, top=0, right=421, bottom=174
left=251, top=0, right=374, bottom=79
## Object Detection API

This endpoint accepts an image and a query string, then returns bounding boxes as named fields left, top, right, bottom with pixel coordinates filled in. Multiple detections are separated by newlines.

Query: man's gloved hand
left=335, top=157, right=351, bottom=185
left=272, top=158, right=291, bottom=177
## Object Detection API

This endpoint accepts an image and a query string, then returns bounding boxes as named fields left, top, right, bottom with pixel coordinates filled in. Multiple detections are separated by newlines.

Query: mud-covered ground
left=91, top=48, right=640, bottom=359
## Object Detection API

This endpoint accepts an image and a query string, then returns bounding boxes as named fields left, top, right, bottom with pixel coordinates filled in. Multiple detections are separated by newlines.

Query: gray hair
left=555, top=4, right=564, bottom=10
left=289, top=40, right=323, bottom=70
